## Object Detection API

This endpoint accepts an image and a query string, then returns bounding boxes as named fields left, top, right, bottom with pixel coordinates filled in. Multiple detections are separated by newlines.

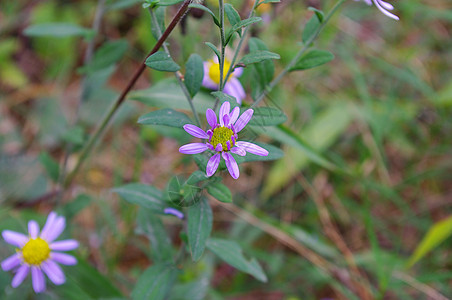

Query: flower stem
left=252, top=0, right=346, bottom=108
left=149, top=8, right=202, bottom=128
left=213, top=0, right=226, bottom=112
left=63, top=0, right=192, bottom=188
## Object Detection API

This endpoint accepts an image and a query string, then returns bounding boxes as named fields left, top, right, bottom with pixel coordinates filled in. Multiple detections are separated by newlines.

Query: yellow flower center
left=21, top=238, right=50, bottom=265
left=208, top=59, right=232, bottom=85
left=210, top=126, right=234, bottom=151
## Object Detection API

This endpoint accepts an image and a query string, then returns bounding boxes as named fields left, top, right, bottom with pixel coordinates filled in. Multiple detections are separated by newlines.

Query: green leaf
left=211, top=91, right=239, bottom=107
left=129, top=79, right=215, bottom=112
left=407, top=216, right=452, bottom=267
left=205, top=42, right=221, bottom=61
left=302, top=14, right=321, bottom=43
left=258, top=0, right=280, bottom=4
left=247, top=107, right=287, bottom=126
left=225, top=3, right=241, bottom=27
left=112, top=183, right=165, bottom=213
left=189, top=4, right=220, bottom=27
left=145, top=51, right=180, bottom=72
left=158, top=0, right=184, bottom=6
left=206, top=183, right=232, bottom=203
left=188, top=197, right=213, bottom=261
left=137, top=209, right=174, bottom=262
left=185, top=170, right=209, bottom=186
left=308, top=7, right=325, bottom=22
left=239, top=50, right=280, bottom=66
left=132, top=263, right=177, bottom=300
left=166, top=176, right=202, bottom=207
left=248, top=38, right=274, bottom=98
left=79, top=39, right=128, bottom=73
left=138, top=108, right=192, bottom=128
left=38, top=152, right=60, bottom=182
left=206, top=238, right=267, bottom=282
left=24, top=23, right=93, bottom=38
left=226, top=17, right=262, bottom=44
left=184, top=54, right=204, bottom=97
left=290, top=50, right=334, bottom=71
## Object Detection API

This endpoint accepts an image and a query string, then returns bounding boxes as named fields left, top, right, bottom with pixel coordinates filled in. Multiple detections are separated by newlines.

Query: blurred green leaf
left=206, top=183, right=232, bottom=203
left=290, top=50, right=334, bottom=71
left=308, top=7, right=325, bottom=22
left=38, top=152, right=60, bottom=182
left=407, top=216, right=452, bottom=267
left=205, top=42, right=221, bottom=61
left=225, top=3, right=241, bottom=27
left=145, top=51, right=180, bottom=72
left=184, top=54, right=204, bottom=97
left=138, top=108, right=192, bottom=128
left=138, top=209, right=174, bottom=262
left=302, top=14, right=321, bottom=43
left=233, top=142, right=284, bottom=163
left=248, top=38, right=274, bottom=98
left=226, top=17, right=262, bottom=44
left=247, top=107, right=287, bottom=126
left=24, top=23, right=93, bottom=38
left=239, top=50, right=280, bottom=66
left=188, top=197, right=213, bottom=261
left=132, top=263, right=177, bottom=300
left=206, top=238, right=267, bottom=282
left=113, top=183, right=165, bottom=213
left=80, top=39, right=128, bottom=73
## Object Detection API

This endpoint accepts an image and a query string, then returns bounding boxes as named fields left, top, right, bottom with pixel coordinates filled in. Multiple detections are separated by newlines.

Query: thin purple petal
left=41, top=260, right=65, bottom=285
left=179, top=143, right=208, bottom=154
left=230, top=147, right=246, bottom=156
left=229, top=107, right=240, bottom=126
left=2, top=230, right=28, bottom=248
left=183, top=124, right=209, bottom=139
left=222, top=152, right=239, bottom=179
left=1, top=254, right=21, bottom=271
left=206, top=153, right=221, bottom=177
left=31, top=266, right=46, bottom=293
left=43, top=216, right=65, bottom=243
left=50, top=239, right=79, bottom=251
left=373, top=0, right=399, bottom=20
left=40, top=211, right=57, bottom=241
left=236, top=141, right=269, bottom=156
left=219, top=102, right=230, bottom=126
left=215, top=143, right=223, bottom=152
left=51, top=252, right=77, bottom=265
left=28, top=220, right=40, bottom=239
left=164, top=208, right=185, bottom=219
left=234, top=109, right=254, bottom=133
left=233, top=66, right=243, bottom=77
left=206, top=109, right=217, bottom=127
left=11, top=265, right=29, bottom=288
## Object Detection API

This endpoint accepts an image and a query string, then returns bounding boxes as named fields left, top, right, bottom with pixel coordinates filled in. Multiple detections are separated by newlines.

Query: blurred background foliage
left=0, top=0, right=451, bottom=299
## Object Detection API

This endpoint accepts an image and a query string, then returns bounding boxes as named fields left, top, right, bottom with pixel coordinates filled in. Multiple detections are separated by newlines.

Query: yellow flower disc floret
left=208, top=59, right=232, bottom=85
left=21, top=238, right=50, bottom=265
left=210, top=126, right=234, bottom=151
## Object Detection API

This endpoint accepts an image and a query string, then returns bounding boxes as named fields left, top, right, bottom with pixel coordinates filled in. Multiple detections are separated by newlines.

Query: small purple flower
left=1, top=212, right=78, bottom=293
left=355, top=0, right=399, bottom=20
left=179, top=101, right=269, bottom=179
left=202, top=58, right=246, bottom=104
left=164, top=208, right=184, bottom=219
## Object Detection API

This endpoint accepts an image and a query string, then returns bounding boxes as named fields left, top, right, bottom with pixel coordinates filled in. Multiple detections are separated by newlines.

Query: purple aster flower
left=202, top=58, right=246, bottom=104
left=355, top=0, right=399, bottom=20
left=1, top=212, right=78, bottom=293
left=179, top=101, right=269, bottom=179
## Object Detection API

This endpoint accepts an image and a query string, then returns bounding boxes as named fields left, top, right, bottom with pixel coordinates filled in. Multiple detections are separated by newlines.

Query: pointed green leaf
left=112, top=183, right=164, bottom=213
left=188, top=197, right=213, bottom=261
left=206, top=238, right=267, bottom=282
left=132, top=263, right=177, bottom=300
left=239, top=50, right=280, bottom=66
left=302, top=15, right=321, bottom=43
left=24, top=23, right=93, bottom=38
left=184, top=54, right=204, bottom=97
left=290, top=50, right=334, bottom=71
left=145, top=51, right=180, bottom=72
left=206, top=183, right=232, bottom=203
left=247, top=107, right=287, bottom=126
left=225, top=3, right=241, bottom=27
left=138, top=108, right=192, bottom=128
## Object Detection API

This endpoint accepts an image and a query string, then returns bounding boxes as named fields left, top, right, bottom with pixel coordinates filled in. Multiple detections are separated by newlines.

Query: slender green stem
left=149, top=8, right=202, bottom=128
left=223, top=0, right=258, bottom=85
left=64, top=1, right=192, bottom=188
left=213, top=0, right=226, bottom=111
left=252, top=0, right=346, bottom=108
